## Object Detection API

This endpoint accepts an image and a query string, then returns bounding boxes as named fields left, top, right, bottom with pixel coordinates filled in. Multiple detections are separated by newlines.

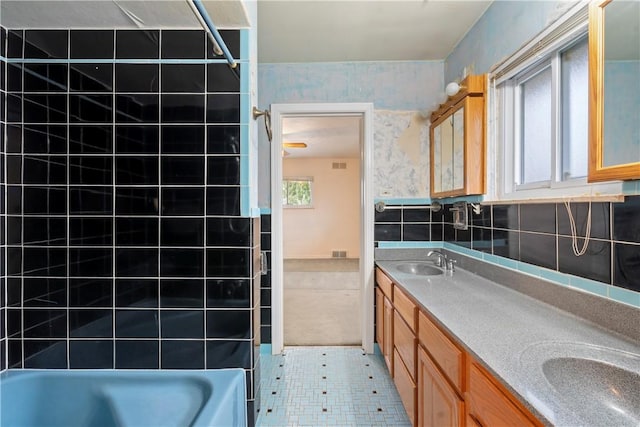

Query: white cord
left=563, top=199, right=591, bottom=256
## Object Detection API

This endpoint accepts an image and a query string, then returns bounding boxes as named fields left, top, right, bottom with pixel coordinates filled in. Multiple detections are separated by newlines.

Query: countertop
left=376, top=252, right=640, bottom=427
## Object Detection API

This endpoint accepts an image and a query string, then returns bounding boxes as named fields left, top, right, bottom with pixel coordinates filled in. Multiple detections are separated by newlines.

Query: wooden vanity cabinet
left=393, top=286, right=418, bottom=426
left=418, top=346, right=464, bottom=427
left=375, top=269, right=394, bottom=373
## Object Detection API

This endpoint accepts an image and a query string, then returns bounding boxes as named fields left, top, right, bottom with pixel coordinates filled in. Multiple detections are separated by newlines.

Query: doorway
left=270, top=103, right=375, bottom=354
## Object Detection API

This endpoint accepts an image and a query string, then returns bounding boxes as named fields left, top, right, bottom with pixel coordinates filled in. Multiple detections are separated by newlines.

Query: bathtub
left=0, top=369, right=246, bottom=427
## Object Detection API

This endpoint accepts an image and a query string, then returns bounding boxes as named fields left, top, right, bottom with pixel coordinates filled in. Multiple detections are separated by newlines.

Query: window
left=282, top=177, right=313, bottom=208
left=505, top=36, right=589, bottom=191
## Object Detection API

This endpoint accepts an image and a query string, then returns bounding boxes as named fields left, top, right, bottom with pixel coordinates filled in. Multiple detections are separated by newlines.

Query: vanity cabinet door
left=418, top=346, right=464, bottom=427
left=383, top=294, right=394, bottom=373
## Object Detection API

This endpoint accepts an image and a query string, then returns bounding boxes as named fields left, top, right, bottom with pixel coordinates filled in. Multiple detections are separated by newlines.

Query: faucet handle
left=446, top=259, right=457, bottom=272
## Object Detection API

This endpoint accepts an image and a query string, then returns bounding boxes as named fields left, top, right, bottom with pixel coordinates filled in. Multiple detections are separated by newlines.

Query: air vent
left=332, top=250, right=347, bottom=258
left=332, top=162, right=347, bottom=170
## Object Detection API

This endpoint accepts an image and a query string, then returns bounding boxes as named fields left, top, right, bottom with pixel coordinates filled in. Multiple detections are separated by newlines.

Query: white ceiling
left=257, top=0, right=492, bottom=63
left=283, top=116, right=362, bottom=158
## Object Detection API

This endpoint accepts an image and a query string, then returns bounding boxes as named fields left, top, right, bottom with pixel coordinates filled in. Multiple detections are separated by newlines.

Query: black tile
left=161, top=310, right=203, bottom=338
left=471, top=227, right=493, bottom=253
left=206, top=187, right=240, bottom=216
left=69, top=248, right=112, bottom=277
left=116, top=157, right=159, bottom=185
left=7, top=64, right=22, bottom=92
left=116, top=218, right=159, bottom=246
left=374, top=224, right=401, bottom=241
left=207, top=63, right=240, bottom=92
left=261, top=325, right=272, bottom=345
left=24, top=63, right=68, bottom=92
left=7, top=309, right=22, bottom=337
left=23, top=278, right=67, bottom=307
left=69, top=126, right=112, bottom=154
left=69, top=217, right=113, bottom=246
left=23, top=94, right=67, bottom=123
left=207, top=217, right=251, bottom=246
left=1, top=27, right=5, bottom=57
left=161, top=341, right=204, bottom=369
left=492, top=204, right=519, bottom=230
left=207, top=156, right=240, bottom=185
left=24, top=340, right=66, bottom=368
left=213, top=30, right=241, bottom=59
left=116, top=187, right=159, bottom=215
left=161, top=64, right=205, bottom=93
left=7, top=94, right=22, bottom=122
left=520, top=232, right=556, bottom=270
left=115, top=64, right=159, bottom=92
left=116, top=30, right=159, bottom=59
left=69, top=156, right=112, bottom=185
left=161, top=30, right=205, bottom=59
left=115, top=310, right=159, bottom=338
left=403, top=208, right=430, bottom=223
left=613, top=196, right=640, bottom=244
left=7, top=186, right=22, bottom=214
left=115, top=340, right=159, bottom=369
left=162, top=94, right=205, bottom=123
left=8, top=339, right=23, bottom=368
left=161, top=125, right=205, bottom=154
left=25, top=30, right=68, bottom=59
left=159, top=188, right=204, bottom=216
left=23, top=156, right=66, bottom=184
left=23, top=309, right=66, bottom=338
left=207, top=125, right=240, bottom=154
left=492, top=229, right=520, bottom=260
left=23, top=247, right=66, bottom=276
left=6, top=125, right=24, bottom=153
left=161, top=218, right=204, bottom=246
left=6, top=155, right=21, bottom=184
left=23, top=217, right=66, bottom=246
left=69, top=309, right=112, bottom=338
left=116, top=248, right=158, bottom=277
left=7, top=248, right=22, bottom=276
left=557, top=202, right=610, bottom=240
left=206, top=94, right=240, bottom=123
left=402, top=223, right=430, bottom=241
left=69, top=278, right=113, bottom=308
left=520, top=203, right=556, bottom=233
left=207, top=279, right=250, bottom=308
left=22, top=186, right=66, bottom=215
left=374, top=208, right=401, bottom=223
left=160, top=279, right=204, bottom=308
left=161, top=157, right=204, bottom=185
left=613, top=243, right=640, bottom=292
left=69, top=340, right=114, bottom=369
left=69, top=94, right=113, bottom=123
left=207, top=309, right=250, bottom=339
left=70, top=30, right=114, bottom=59
left=6, top=217, right=20, bottom=245
left=116, top=94, right=160, bottom=123
left=7, top=30, right=24, bottom=58
left=160, top=249, right=204, bottom=277
left=70, top=63, right=113, bottom=92
left=69, top=186, right=113, bottom=215
left=260, top=234, right=271, bottom=250
left=116, top=126, right=159, bottom=153
left=471, top=205, right=491, bottom=227
left=455, top=227, right=472, bottom=247
left=206, top=340, right=251, bottom=369
left=206, top=248, right=251, bottom=277
left=558, top=236, right=611, bottom=284
left=22, top=125, right=67, bottom=154
left=115, top=279, right=158, bottom=308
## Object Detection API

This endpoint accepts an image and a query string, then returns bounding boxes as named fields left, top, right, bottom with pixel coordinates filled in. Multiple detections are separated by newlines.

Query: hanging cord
left=563, top=199, right=592, bottom=256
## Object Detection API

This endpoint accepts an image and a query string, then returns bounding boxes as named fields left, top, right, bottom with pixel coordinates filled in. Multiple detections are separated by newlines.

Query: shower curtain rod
left=187, top=0, right=238, bottom=69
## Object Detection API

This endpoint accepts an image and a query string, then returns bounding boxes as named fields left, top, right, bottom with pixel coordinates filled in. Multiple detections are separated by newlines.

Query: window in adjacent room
left=282, top=177, right=313, bottom=208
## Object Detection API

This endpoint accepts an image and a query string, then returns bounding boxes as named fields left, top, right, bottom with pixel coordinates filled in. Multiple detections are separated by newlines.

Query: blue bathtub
left=0, top=369, right=246, bottom=427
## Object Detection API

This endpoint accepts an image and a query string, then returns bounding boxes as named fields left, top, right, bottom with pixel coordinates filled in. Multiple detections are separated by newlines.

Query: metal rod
left=375, top=201, right=441, bottom=213
left=187, top=0, right=238, bottom=69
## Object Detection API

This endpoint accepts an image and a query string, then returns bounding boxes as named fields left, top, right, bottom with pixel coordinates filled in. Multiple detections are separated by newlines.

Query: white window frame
left=490, top=1, right=622, bottom=201
left=282, top=176, right=314, bottom=208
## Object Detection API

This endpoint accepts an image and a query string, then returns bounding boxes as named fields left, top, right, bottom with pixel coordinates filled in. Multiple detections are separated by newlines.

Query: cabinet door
left=394, top=348, right=417, bottom=426
left=418, top=346, right=463, bottom=427
left=432, top=125, right=442, bottom=194
left=376, top=288, right=384, bottom=349
left=383, top=295, right=394, bottom=373
left=440, top=114, right=454, bottom=192
left=452, top=107, right=465, bottom=190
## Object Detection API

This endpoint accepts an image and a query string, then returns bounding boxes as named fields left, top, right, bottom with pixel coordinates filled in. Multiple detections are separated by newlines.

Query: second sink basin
left=394, top=262, right=443, bottom=276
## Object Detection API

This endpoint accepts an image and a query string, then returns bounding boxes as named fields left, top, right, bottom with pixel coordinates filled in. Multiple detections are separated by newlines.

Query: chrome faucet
left=427, top=250, right=456, bottom=272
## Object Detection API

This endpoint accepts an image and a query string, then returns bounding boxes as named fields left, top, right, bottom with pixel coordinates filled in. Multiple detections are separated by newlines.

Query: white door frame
left=270, top=102, right=375, bottom=355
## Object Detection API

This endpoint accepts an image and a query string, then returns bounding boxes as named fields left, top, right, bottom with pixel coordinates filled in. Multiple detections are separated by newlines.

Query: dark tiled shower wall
left=260, top=214, right=271, bottom=344
left=2, top=27, right=261, bottom=423
left=375, top=197, right=640, bottom=294
left=1, top=27, right=7, bottom=372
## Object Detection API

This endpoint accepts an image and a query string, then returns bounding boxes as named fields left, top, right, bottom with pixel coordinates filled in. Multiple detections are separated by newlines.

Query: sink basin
left=394, top=262, right=443, bottom=276
left=542, top=357, right=640, bottom=425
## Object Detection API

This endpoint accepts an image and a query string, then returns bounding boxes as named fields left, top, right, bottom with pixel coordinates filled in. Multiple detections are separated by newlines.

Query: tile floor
left=256, top=346, right=411, bottom=427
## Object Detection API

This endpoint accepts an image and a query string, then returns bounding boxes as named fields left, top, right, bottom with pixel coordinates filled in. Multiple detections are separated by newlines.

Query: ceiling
left=283, top=116, right=362, bottom=159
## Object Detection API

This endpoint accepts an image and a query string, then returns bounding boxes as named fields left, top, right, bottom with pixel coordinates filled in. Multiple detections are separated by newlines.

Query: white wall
left=283, top=158, right=360, bottom=259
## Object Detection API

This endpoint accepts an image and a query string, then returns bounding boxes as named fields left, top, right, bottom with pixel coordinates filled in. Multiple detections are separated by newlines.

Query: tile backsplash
left=375, top=197, right=640, bottom=297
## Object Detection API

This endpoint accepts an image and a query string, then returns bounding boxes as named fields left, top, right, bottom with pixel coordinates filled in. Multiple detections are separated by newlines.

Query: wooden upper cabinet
left=430, top=74, right=486, bottom=198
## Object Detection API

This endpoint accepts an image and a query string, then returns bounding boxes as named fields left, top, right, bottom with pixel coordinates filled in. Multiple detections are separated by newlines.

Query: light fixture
left=445, top=81, right=465, bottom=97
left=282, top=142, right=307, bottom=149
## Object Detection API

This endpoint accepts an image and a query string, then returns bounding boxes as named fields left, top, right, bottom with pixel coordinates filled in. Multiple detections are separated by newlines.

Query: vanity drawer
left=418, top=310, right=464, bottom=394
left=394, top=285, right=417, bottom=331
left=376, top=268, right=393, bottom=299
